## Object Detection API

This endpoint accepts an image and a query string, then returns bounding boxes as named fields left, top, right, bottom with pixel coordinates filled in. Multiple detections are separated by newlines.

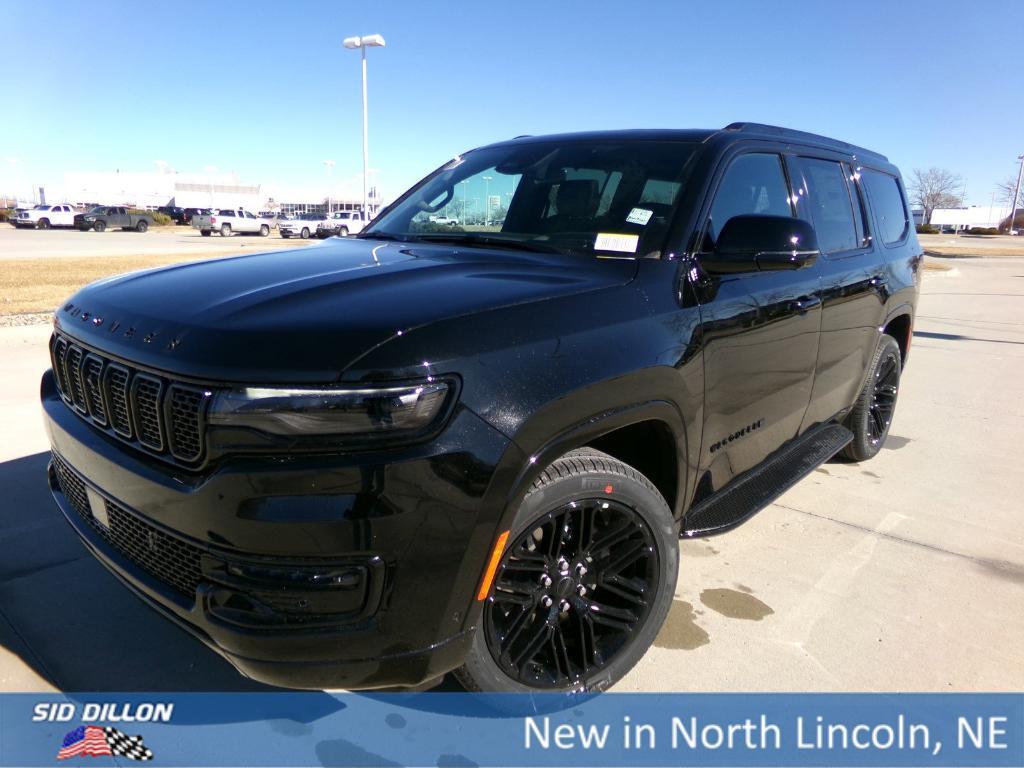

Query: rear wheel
left=136, top=220, right=148, bottom=233
left=220, top=224, right=231, bottom=237
left=94, top=220, right=106, bottom=233
left=456, top=449, right=677, bottom=693
left=840, top=334, right=901, bottom=461
left=259, top=224, right=270, bottom=237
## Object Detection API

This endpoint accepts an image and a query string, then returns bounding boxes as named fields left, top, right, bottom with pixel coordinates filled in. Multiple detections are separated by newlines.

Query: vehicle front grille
left=51, top=453, right=203, bottom=599
left=49, top=333, right=211, bottom=465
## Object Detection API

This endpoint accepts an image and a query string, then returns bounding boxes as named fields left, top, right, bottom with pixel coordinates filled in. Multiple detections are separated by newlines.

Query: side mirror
left=701, top=215, right=820, bottom=273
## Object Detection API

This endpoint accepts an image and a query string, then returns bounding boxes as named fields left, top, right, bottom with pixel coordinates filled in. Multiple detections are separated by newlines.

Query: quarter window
left=862, top=169, right=909, bottom=245
left=794, top=158, right=859, bottom=254
left=706, top=153, right=792, bottom=246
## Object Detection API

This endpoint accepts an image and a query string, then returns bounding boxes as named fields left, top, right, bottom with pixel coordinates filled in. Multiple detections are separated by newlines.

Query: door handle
left=786, top=296, right=821, bottom=315
left=870, top=275, right=888, bottom=290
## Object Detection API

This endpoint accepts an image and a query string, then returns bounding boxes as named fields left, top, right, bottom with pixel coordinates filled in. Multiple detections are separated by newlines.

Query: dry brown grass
left=0, top=253, right=239, bottom=314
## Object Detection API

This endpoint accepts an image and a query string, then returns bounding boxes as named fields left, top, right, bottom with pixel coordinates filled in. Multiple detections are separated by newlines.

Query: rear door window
left=793, top=158, right=860, bottom=255
left=861, top=169, right=909, bottom=245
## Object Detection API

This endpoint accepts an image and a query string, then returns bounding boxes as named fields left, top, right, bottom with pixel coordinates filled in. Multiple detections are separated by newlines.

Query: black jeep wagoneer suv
left=43, top=123, right=921, bottom=692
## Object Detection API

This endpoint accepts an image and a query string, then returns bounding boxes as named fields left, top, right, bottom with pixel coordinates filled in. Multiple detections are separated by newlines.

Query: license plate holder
left=85, top=486, right=110, bottom=530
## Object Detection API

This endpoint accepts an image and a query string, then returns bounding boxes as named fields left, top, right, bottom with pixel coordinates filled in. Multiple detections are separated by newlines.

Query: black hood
left=55, top=237, right=637, bottom=383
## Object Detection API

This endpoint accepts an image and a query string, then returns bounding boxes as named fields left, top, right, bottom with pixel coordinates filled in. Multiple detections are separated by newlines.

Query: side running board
left=682, top=422, right=853, bottom=538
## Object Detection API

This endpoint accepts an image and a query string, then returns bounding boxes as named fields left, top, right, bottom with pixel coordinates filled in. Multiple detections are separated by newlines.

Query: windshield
left=364, top=139, right=697, bottom=258
left=35, top=205, right=51, bottom=211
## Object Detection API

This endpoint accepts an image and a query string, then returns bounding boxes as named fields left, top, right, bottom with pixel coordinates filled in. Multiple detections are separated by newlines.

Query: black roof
left=490, top=123, right=888, bottom=163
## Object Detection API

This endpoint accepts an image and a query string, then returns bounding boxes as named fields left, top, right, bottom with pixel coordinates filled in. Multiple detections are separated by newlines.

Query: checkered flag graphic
left=104, top=727, right=154, bottom=761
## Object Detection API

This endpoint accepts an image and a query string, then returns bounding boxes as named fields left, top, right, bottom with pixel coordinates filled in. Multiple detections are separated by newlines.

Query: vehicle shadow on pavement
left=0, top=451, right=272, bottom=691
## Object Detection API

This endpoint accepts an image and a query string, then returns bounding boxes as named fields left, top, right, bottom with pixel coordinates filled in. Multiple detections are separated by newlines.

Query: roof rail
left=511, top=134, right=532, bottom=140
left=722, top=122, right=887, bottom=162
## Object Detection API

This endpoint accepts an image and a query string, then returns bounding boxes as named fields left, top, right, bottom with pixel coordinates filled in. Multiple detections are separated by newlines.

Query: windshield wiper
left=354, top=231, right=411, bottom=242
left=410, top=233, right=573, bottom=255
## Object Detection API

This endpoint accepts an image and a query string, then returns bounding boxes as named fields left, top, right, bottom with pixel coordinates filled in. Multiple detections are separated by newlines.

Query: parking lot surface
left=0, top=255, right=1021, bottom=692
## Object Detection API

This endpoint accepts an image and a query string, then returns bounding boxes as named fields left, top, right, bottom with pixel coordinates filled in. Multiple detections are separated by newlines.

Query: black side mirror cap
left=701, top=215, right=820, bottom=273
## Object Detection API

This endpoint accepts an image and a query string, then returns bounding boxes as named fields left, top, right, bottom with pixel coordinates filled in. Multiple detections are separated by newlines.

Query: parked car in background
left=320, top=210, right=370, bottom=237
left=182, top=208, right=211, bottom=225
left=280, top=212, right=328, bottom=239
left=191, top=209, right=271, bottom=237
left=157, top=206, right=187, bottom=225
left=74, top=206, right=156, bottom=232
left=14, top=204, right=78, bottom=229
left=428, top=215, right=459, bottom=226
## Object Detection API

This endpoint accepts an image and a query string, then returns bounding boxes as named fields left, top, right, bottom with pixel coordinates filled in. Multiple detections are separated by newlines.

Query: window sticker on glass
left=626, top=207, right=654, bottom=225
left=595, top=233, right=639, bottom=253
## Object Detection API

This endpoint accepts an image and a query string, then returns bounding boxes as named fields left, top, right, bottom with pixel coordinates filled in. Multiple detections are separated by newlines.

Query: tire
left=839, top=334, right=902, bottom=462
left=94, top=220, right=106, bottom=233
left=300, top=227, right=309, bottom=239
left=220, top=224, right=231, bottom=237
left=136, top=220, right=148, bottom=233
left=37, top=218, right=50, bottom=230
left=200, top=229, right=211, bottom=237
left=259, top=224, right=270, bottom=237
left=455, top=448, right=678, bottom=693
left=338, top=226, right=349, bottom=237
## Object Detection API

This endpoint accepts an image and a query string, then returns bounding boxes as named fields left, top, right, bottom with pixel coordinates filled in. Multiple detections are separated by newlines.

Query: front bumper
left=41, top=369, right=514, bottom=689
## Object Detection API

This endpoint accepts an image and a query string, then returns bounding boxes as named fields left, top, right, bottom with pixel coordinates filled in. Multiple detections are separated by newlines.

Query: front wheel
left=839, top=334, right=902, bottom=461
left=37, top=218, right=50, bottom=230
left=300, top=227, right=310, bottom=239
left=136, top=220, right=148, bottom=233
left=200, top=229, right=211, bottom=237
left=94, top=220, right=106, bottom=233
left=456, top=449, right=677, bottom=693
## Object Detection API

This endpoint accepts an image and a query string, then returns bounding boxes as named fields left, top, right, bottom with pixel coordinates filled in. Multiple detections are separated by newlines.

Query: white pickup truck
left=319, top=210, right=371, bottom=237
left=14, top=204, right=78, bottom=229
left=191, top=209, right=271, bottom=237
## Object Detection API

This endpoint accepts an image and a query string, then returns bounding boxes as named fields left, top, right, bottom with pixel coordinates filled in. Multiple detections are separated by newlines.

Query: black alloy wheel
left=840, top=333, right=902, bottom=461
left=485, top=498, right=659, bottom=688
left=457, top=449, right=677, bottom=692
left=94, top=220, right=106, bottom=233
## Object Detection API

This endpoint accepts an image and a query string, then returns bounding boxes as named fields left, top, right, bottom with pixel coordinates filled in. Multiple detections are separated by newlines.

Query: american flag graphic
left=57, top=725, right=154, bottom=761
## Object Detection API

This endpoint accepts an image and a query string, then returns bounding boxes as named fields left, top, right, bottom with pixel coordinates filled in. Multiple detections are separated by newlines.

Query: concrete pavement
left=1, top=256, right=1021, bottom=692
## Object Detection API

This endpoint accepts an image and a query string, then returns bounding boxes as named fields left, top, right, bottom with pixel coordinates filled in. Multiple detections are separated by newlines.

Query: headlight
left=208, top=381, right=451, bottom=438
left=85, top=216, right=95, bottom=221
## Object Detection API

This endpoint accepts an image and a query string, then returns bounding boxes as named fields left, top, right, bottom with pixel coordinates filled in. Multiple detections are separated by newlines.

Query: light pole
left=323, top=159, right=335, bottom=215
left=460, top=179, right=469, bottom=225
left=482, top=175, right=492, bottom=225
left=342, top=34, right=386, bottom=219
left=1009, top=154, right=1024, bottom=235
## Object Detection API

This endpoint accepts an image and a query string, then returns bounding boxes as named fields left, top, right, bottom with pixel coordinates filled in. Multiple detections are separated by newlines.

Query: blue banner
left=1, top=693, right=1021, bottom=767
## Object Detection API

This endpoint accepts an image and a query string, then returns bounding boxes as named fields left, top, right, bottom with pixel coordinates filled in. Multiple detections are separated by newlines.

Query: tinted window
left=707, top=153, right=792, bottom=245
left=795, top=158, right=858, bottom=254
left=862, top=169, right=909, bottom=245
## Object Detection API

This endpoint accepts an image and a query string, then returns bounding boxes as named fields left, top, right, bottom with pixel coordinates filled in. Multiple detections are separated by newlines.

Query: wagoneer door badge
left=709, top=418, right=765, bottom=453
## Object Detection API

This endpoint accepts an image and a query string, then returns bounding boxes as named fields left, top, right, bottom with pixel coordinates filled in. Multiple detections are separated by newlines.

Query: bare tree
left=909, top=167, right=963, bottom=223
left=995, top=177, right=1024, bottom=209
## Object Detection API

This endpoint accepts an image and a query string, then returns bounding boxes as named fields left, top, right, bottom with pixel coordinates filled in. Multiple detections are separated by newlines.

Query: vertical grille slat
left=104, top=364, right=133, bottom=438
left=51, top=336, right=70, bottom=399
left=131, top=374, right=165, bottom=451
left=49, top=333, right=208, bottom=465
left=167, top=385, right=207, bottom=462
left=82, top=354, right=107, bottom=425
left=66, top=346, right=88, bottom=412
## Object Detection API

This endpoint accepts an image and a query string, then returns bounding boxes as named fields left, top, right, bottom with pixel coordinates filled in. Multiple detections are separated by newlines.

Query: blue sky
left=3, top=0, right=1022, bottom=206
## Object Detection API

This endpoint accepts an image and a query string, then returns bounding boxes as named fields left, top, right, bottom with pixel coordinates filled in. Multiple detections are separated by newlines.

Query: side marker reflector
left=476, top=529, right=511, bottom=601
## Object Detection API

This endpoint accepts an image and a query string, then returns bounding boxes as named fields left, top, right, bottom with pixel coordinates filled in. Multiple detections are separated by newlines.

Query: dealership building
left=930, top=205, right=1013, bottom=230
